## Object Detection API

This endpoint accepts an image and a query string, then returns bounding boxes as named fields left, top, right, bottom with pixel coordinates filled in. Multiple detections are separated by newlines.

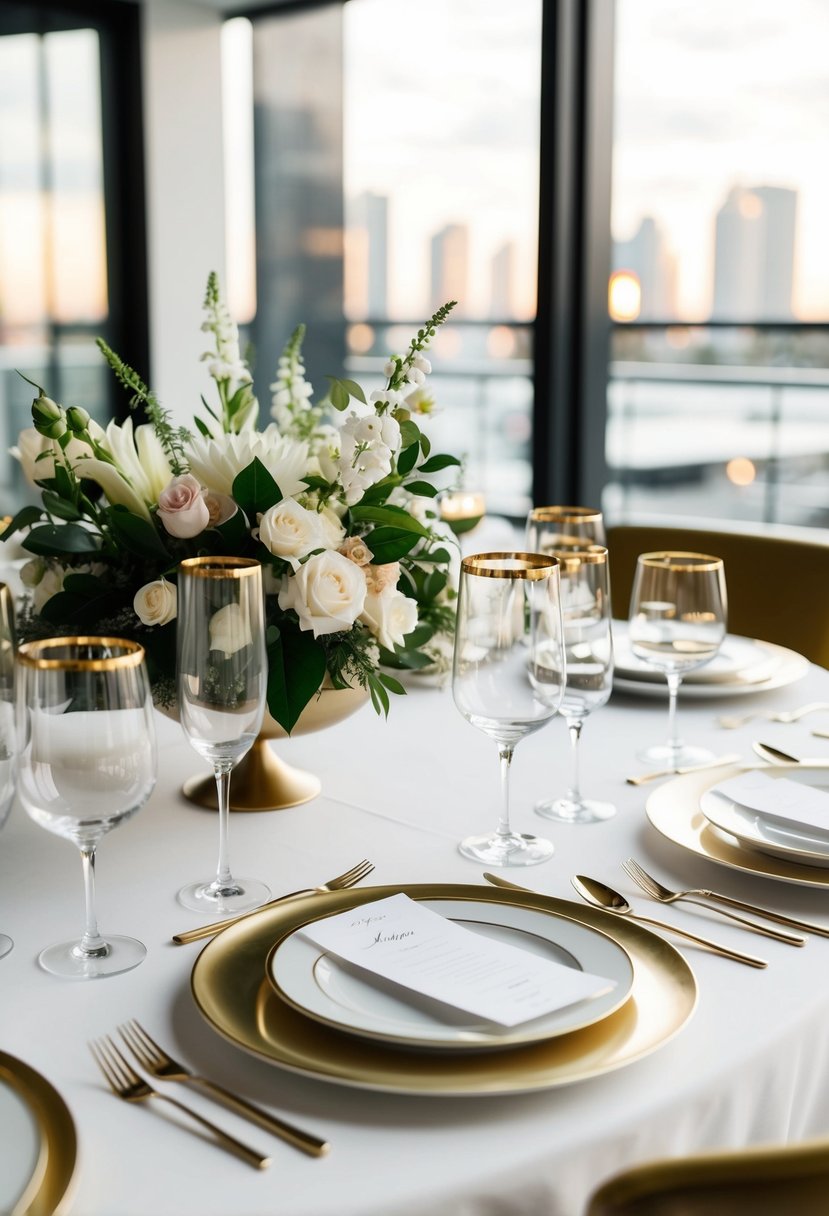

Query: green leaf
left=398, top=420, right=421, bottom=449
left=22, top=523, right=101, bottom=557
left=108, top=507, right=171, bottom=560
left=413, top=547, right=452, bottom=565
left=377, top=671, right=406, bottom=696
left=266, top=624, right=327, bottom=734
left=232, top=457, right=282, bottom=522
left=418, top=453, right=461, bottom=474
left=358, top=478, right=398, bottom=506
left=211, top=506, right=249, bottom=550
left=302, top=475, right=334, bottom=493
left=38, top=585, right=122, bottom=626
left=40, top=490, right=82, bottom=522
left=402, top=480, right=438, bottom=498
left=62, top=572, right=109, bottom=596
left=1, top=505, right=44, bottom=539
left=326, top=378, right=350, bottom=411
left=400, top=622, right=435, bottom=648
left=350, top=504, right=428, bottom=536
left=367, top=675, right=390, bottom=717
left=338, top=378, right=367, bottom=405
left=423, top=570, right=448, bottom=599
left=364, top=527, right=421, bottom=564
left=396, top=443, right=419, bottom=477
left=419, top=433, right=432, bottom=458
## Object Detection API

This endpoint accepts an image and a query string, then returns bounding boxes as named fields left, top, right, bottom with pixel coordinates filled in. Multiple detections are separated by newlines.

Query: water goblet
left=16, top=637, right=157, bottom=978
left=452, top=552, right=566, bottom=866
left=0, top=583, right=15, bottom=958
left=535, top=543, right=615, bottom=824
left=629, top=551, right=727, bottom=768
left=176, top=556, right=270, bottom=914
left=526, top=505, right=605, bottom=551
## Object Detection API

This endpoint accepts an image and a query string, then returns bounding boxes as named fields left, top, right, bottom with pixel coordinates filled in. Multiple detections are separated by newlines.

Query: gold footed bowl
left=162, top=686, right=369, bottom=813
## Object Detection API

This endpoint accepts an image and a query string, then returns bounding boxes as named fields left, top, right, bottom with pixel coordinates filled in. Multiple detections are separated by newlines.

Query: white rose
left=133, top=579, right=177, bottom=626
left=278, top=550, right=367, bottom=638
left=209, top=602, right=252, bottom=657
left=360, top=588, right=418, bottom=651
left=257, top=499, right=325, bottom=571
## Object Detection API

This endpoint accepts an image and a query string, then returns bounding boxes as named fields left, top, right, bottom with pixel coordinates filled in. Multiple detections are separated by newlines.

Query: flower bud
left=32, top=395, right=67, bottom=439
left=65, top=406, right=90, bottom=433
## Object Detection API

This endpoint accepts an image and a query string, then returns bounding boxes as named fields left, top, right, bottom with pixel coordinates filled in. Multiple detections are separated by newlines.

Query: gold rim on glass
left=461, top=552, right=560, bottom=580
left=529, top=506, right=603, bottom=524
left=179, top=556, right=262, bottom=579
left=547, top=542, right=608, bottom=566
left=17, top=636, right=146, bottom=672
left=637, top=551, right=723, bottom=573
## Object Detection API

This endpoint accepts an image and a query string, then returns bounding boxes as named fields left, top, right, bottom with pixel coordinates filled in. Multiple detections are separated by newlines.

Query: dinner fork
left=717, top=702, right=829, bottom=730
left=622, top=858, right=829, bottom=938
left=622, top=860, right=804, bottom=944
left=89, top=1036, right=271, bottom=1169
left=172, top=858, right=375, bottom=944
left=119, top=1020, right=329, bottom=1157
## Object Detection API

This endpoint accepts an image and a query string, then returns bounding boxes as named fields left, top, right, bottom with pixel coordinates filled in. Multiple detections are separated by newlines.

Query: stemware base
left=636, top=742, right=715, bottom=767
left=38, top=934, right=146, bottom=979
left=177, top=877, right=270, bottom=915
left=535, top=796, right=616, bottom=824
left=458, top=831, right=554, bottom=867
left=0, top=934, right=12, bottom=959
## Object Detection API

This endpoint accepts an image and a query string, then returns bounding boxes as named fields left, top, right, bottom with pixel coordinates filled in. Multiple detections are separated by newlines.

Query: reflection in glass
left=0, top=584, right=15, bottom=958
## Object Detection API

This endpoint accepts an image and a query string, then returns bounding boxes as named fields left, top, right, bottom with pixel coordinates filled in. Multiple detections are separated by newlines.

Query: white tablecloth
left=3, top=665, right=829, bottom=1216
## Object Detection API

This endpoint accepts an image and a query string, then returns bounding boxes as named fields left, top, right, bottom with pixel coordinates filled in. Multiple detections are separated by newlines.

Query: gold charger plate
left=646, top=764, right=829, bottom=889
left=0, top=1051, right=78, bottom=1216
left=191, top=883, right=697, bottom=1096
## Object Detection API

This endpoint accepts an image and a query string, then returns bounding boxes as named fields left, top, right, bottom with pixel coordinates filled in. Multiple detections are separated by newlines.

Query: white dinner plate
left=0, top=1051, right=78, bottom=1216
left=266, top=897, right=635, bottom=1051
left=611, top=624, right=808, bottom=700
left=700, top=768, right=829, bottom=868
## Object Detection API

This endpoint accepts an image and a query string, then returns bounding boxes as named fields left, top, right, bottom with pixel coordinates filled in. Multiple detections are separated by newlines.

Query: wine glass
left=16, top=637, right=157, bottom=978
left=526, top=505, right=605, bottom=551
left=0, top=583, right=16, bottom=958
left=176, top=556, right=270, bottom=914
left=628, top=551, right=727, bottom=768
left=535, top=543, right=615, bottom=824
left=452, top=552, right=566, bottom=866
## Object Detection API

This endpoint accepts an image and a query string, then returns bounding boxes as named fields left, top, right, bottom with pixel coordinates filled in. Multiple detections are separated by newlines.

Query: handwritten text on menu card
left=300, top=894, right=616, bottom=1027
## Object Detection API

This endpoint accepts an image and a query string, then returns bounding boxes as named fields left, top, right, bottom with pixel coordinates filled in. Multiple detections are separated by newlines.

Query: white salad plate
left=700, top=767, right=829, bottom=868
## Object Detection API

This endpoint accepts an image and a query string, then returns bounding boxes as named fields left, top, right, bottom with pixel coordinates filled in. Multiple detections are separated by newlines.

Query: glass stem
left=666, top=672, right=682, bottom=760
left=567, top=718, right=584, bottom=802
left=496, top=743, right=515, bottom=839
left=79, top=847, right=108, bottom=958
left=214, top=761, right=234, bottom=888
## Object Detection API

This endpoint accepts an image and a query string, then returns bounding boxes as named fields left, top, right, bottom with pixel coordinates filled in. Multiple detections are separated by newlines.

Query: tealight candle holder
left=440, top=491, right=486, bottom=535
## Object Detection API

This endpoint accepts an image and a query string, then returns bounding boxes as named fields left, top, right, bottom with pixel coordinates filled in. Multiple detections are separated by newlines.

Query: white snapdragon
left=337, top=411, right=401, bottom=507
left=270, top=330, right=315, bottom=432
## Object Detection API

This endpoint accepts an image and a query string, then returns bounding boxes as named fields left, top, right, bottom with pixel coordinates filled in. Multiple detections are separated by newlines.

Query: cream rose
left=339, top=536, right=373, bottom=566
left=133, top=579, right=177, bottom=626
left=278, top=550, right=367, bottom=638
left=257, top=499, right=325, bottom=571
left=208, top=602, right=252, bottom=657
left=360, top=588, right=418, bottom=651
left=364, top=561, right=400, bottom=594
left=157, top=474, right=210, bottom=539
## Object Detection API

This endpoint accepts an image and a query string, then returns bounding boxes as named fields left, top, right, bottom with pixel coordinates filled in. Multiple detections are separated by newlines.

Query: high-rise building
left=489, top=242, right=515, bottom=318
left=712, top=185, right=797, bottom=320
left=612, top=217, right=676, bottom=319
left=348, top=191, right=388, bottom=318
left=430, top=223, right=468, bottom=314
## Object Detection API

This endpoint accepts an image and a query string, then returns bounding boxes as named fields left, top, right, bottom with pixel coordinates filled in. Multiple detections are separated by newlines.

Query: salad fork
left=622, top=858, right=829, bottom=938
left=717, top=702, right=829, bottom=730
left=119, top=1020, right=329, bottom=1157
left=172, top=858, right=374, bottom=944
left=89, top=1035, right=271, bottom=1169
left=622, top=860, right=803, bottom=944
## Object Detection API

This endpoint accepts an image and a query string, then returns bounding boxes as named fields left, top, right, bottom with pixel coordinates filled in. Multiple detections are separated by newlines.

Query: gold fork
left=622, top=860, right=804, bottom=945
left=172, top=859, right=375, bottom=944
left=717, top=702, right=829, bottom=729
left=89, top=1035, right=271, bottom=1169
left=119, top=1020, right=329, bottom=1157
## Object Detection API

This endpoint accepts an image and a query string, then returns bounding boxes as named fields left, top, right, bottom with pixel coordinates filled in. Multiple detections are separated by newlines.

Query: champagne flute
left=526, top=505, right=605, bottom=551
left=535, top=544, right=615, bottom=824
left=628, top=551, right=727, bottom=767
left=176, top=556, right=270, bottom=914
left=0, top=584, right=15, bottom=959
left=16, top=637, right=157, bottom=978
left=452, top=552, right=565, bottom=866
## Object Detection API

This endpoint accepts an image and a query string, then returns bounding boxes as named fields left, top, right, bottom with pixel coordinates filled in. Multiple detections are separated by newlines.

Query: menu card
left=713, top=770, right=829, bottom=838
left=300, top=893, right=616, bottom=1027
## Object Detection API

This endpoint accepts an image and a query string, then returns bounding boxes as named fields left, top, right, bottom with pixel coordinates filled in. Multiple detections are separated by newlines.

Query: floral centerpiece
left=6, top=275, right=459, bottom=732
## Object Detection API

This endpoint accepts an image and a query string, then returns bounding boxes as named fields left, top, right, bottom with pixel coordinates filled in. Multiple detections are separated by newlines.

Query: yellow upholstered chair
left=606, top=525, right=829, bottom=668
left=585, top=1137, right=829, bottom=1216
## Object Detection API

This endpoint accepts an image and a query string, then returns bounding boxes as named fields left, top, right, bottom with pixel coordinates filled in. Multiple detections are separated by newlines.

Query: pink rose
left=364, top=561, right=400, bottom=594
left=157, top=474, right=210, bottom=538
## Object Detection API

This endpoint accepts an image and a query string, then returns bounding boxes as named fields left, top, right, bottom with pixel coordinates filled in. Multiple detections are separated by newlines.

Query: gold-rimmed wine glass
left=452, top=552, right=566, bottom=866
left=0, top=584, right=15, bottom=959
left=628, top=551, right=727, bottom=768
left=526, top=505, right=605, bottom=551
left=16, top=637, right=157, bottom=978
left=176, top=556, right=270, bottom=914
left=534, top=543, right=615, bottom=824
